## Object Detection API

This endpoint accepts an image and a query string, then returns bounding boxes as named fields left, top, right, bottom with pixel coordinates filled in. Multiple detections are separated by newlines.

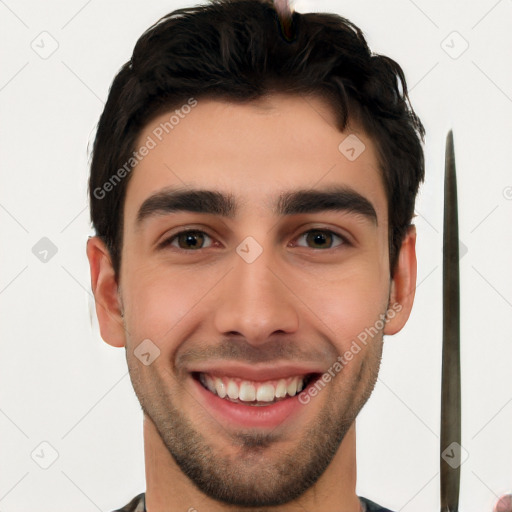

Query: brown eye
left=162, top=230, right=213, bottom=250
left=295, top=229, right=347, bottom=249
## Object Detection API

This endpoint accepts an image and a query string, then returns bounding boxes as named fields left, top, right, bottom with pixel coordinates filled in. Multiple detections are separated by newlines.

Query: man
left=86, top=0, right=425, bottom=510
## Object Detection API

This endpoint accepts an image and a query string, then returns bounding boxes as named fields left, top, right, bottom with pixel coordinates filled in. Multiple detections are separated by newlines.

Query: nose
left=213, top=245, right=300, bottom=346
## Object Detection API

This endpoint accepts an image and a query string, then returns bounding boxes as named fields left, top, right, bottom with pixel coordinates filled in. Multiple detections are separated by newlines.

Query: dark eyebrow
left=135, top=185, right=377, bottom=228
left=276, top=186, right=377, bottom=224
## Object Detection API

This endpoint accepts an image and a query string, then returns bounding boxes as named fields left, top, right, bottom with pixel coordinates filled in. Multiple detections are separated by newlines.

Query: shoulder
left=112, top=493, right=393, bottom=512
left=111, top=492, right=146, bottom=512
left=359, top=496, right=396, bottom=512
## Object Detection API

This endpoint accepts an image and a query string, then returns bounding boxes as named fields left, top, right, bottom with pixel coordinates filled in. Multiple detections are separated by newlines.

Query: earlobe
left=384, top=225, right=417, bottom=336
left=86, top=236, right=126, bottom=347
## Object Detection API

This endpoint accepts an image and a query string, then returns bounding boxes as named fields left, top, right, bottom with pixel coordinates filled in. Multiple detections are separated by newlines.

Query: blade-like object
left=441, top=130, right=461, bottom=512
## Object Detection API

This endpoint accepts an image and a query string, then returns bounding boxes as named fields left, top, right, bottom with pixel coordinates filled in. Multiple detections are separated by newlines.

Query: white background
left=0, top=0, right=511, bottom=511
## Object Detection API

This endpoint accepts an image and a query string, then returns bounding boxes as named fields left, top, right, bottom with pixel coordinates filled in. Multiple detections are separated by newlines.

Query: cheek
left=307, top=265, right=390, bottom=347
left=121, top=263, right=225, bottom=352
left=121, top=267, right=189, bottom=345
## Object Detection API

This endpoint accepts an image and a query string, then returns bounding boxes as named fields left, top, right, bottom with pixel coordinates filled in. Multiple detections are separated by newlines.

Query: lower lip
left=191, top=375, right=314, bottom=429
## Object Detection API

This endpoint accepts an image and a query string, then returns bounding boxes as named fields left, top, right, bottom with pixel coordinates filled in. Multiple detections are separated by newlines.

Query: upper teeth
left=199, top=373, right=307, bottom=402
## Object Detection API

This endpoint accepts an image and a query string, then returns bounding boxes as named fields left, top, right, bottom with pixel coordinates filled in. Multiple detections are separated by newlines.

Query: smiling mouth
left=193, top=372, right=320, bottom=406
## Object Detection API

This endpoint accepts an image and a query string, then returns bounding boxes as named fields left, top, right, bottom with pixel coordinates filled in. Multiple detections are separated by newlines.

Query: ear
left=384, top=225, right=417, bottom=335
left=86, top=236, right=126, bottom=347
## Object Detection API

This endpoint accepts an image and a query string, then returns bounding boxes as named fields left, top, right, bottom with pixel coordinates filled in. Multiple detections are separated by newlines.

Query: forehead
left=123, top=94, right=387, bottom=227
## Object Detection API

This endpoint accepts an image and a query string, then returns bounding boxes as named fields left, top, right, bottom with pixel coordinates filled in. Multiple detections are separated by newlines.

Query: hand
left=494, top=494, right=512, bottom=512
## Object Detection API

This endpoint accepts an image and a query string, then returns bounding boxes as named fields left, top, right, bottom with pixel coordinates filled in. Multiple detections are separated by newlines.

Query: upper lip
left=190, top=362, right=324, bottom=382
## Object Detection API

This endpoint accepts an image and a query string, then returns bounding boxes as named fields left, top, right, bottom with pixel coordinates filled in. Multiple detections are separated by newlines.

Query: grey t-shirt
left=112, top=493, right=395, bottom=511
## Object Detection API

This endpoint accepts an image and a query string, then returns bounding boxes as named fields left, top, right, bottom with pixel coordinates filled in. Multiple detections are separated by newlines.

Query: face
left=88, top=93, right=416, bottom=507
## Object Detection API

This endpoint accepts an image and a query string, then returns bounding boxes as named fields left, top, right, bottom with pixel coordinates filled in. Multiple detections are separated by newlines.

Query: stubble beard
left=128, top=335, right=384, bottom=509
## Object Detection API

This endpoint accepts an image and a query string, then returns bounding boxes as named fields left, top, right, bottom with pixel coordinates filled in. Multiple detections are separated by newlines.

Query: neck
left=144, top=414, right=360, bottom=512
